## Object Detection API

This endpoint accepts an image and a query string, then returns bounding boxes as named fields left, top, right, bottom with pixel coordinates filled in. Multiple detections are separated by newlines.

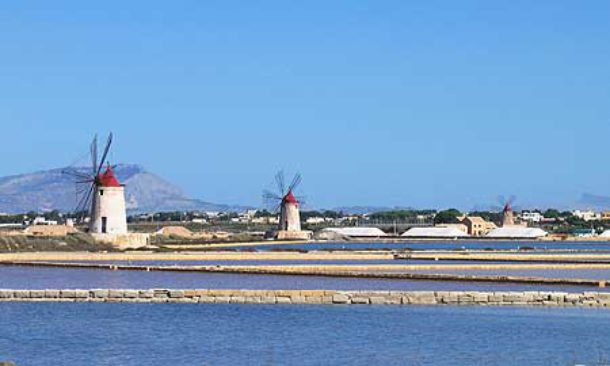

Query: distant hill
left=0, top=164, right=251, bottom=214
left=330, top=206, right=415, bottom=215
left=578, top=193, right=610, bottom=210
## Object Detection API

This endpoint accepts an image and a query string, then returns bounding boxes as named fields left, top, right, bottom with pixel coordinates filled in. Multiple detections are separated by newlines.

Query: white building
left=243, top=210, right=258, bottom=219
left=252, top=216, right=280, bottom=225
left=32, top=217, right=58, bottom=226
left=572, top=210, right=601, bottom=222
left=520, top=211, right=544, bottom=223
left=305, top=217, right=328, bottom=225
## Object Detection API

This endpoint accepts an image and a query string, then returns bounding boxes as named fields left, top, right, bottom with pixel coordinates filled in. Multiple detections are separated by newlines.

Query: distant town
left=2, top=205, right=610, bottom=243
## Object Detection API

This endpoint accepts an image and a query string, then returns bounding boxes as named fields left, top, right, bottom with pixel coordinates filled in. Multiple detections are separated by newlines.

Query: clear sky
left=1, top=1, right=609, bottom=209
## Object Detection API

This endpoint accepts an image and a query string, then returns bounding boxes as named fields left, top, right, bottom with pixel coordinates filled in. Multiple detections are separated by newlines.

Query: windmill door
left=101, top=217, right=108, bottom=233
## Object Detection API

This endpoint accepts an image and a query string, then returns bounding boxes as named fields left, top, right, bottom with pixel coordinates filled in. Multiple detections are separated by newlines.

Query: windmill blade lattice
left=263, top=189, right=283, bottom=212
left=63, top=132, right=114, bottom=223
left=288, top=173, right=302, bottom=193
left=262, top=171, right=304, bottom=212
left=91, top=134, right=98, bottom=177
left=275, top=171, right=286, bottom=197
left=97, top=133, right=113, bottom=176
left=491, top=195, right=518, bottom=212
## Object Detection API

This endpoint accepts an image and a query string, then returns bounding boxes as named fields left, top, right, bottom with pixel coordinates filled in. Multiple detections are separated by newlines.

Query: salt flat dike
left=2, top=289, right=610, bottom=308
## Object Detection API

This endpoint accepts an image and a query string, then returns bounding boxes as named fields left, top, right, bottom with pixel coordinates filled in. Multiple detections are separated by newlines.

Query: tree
left=434, top=209, right=462, bottom=224
left=43, top=210, right=62, bottom=222
left=543, top=209, right=561, bottom=219
left=322, top=210, right=342, bottom=219
left=255, top=210, right=273, bottom=218
left=565, top=215, right=588, bottom=228
left=369, top=210, right=436, bottom=221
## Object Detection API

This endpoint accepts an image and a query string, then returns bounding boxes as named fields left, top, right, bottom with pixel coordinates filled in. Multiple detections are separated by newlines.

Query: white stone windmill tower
left=65, top=133, right=127, bottom=234
left=263, top=171, right=311, bottom=240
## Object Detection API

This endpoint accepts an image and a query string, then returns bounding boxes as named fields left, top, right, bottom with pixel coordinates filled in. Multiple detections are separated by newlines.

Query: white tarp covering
left=401, top=227, right=469, bottom=238
left=600, top=230, right=610, bottom=238
left=486, top=226, right=548, bottom=239
left=321, top=227, right=387, bottom=237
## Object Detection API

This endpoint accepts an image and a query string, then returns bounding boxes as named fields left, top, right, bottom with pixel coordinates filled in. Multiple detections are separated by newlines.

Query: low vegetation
left=0, top=233, right=115, bottom=253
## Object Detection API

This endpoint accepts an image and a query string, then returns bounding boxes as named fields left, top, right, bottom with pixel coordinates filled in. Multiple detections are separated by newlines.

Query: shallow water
left=54, top=259, right=512, bottom=266
left=0, top=303, right=609, bottom=365
left=408, top=268, right=610, bottom=280
left=0, top=265, right=606, bottom=293
left=232, top=240, right=610, bottom=251
left=43, top=260, right=610, bottom=281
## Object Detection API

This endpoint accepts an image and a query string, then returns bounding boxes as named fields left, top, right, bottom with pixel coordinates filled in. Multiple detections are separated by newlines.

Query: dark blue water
left=0, top=303, right=609, bottom=365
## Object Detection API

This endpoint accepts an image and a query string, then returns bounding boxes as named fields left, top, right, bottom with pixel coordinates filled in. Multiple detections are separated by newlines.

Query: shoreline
left=1, top=289, right=609, bottom=308
left=162, top=237, right=610, bottom=248
left=0, top=251, right=394, bottom=261
left=4, top=250, right=610, bottom=262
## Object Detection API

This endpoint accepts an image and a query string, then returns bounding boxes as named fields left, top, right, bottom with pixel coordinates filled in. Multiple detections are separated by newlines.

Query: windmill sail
left=262, top=171, right=304, bottom=233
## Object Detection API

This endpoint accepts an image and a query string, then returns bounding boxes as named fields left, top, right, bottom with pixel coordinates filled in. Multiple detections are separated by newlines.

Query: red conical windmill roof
left=283, top=190, right=299, bottom=205
left=97, top=166, right=121, bottom=187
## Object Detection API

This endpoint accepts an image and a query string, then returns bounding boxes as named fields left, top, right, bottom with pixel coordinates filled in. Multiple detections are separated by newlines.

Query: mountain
left=0, top=164, right=251, bottom=214
left=578, top=193, right=610, bottom=210
left=330, top=206, right=415, bottom=215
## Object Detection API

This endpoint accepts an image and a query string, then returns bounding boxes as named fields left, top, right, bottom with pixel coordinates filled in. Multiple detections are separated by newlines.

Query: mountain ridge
left=578, top=193, right=610, bottom=210
left=1, top=166, right=606, bottom=214
left=0, top=164, right=251, bottom=214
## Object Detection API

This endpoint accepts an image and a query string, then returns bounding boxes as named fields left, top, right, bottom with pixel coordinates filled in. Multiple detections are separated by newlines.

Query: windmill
left=498, top=195, right=516, bottom=227
left=263, top=171, right=304, bottom=233
left=63, top=133, right=128, bottom=235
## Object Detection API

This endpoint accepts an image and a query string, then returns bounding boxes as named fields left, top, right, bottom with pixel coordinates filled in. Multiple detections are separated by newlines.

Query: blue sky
left=0, top=1, right=609, bottom=209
